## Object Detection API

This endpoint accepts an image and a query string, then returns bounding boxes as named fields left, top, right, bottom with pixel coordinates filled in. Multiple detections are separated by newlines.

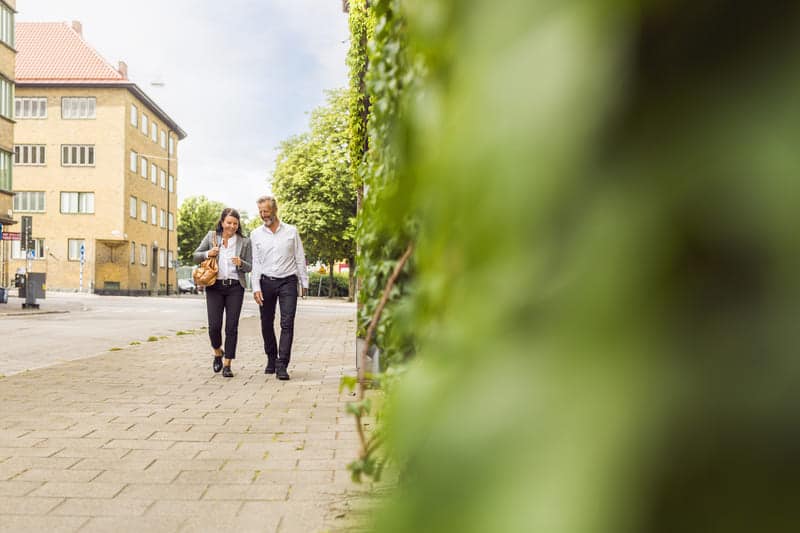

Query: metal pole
left=166, top=129, right=171, bottom=296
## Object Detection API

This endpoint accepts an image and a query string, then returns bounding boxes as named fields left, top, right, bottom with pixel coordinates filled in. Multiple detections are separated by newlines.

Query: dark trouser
left=205, top=279, right=245, bottom=359
left=259, top=274, right=298, bottom=368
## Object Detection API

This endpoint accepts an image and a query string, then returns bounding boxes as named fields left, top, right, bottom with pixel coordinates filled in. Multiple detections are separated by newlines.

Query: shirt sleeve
left=294, top=229, right=309, bottom=289
left=250, top=232, right=263, bottom=292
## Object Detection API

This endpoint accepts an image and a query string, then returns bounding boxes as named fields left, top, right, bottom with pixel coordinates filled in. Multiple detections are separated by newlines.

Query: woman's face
left=221, top=215, right=239, bottom=235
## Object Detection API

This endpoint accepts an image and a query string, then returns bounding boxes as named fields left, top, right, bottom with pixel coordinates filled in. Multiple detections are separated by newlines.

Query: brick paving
left=0, top=300, right=370, bottom=532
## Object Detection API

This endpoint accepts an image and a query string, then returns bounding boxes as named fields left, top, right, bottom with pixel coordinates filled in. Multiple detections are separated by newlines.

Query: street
left=0, top=292, right=348, bottom=377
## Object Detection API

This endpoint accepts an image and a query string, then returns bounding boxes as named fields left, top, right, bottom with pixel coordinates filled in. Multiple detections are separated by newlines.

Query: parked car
left=177, top=278, right=198, bottom=294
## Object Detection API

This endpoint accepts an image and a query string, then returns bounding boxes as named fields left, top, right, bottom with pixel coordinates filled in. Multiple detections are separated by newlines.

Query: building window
left=141, top=113, right=148, bottom=135
left=0, top=149, right=12, bottom=191
left=160, top=169, right=166, bottom=189
left=151, top=205, right=157, bottom=225
left=61, top=97, right=96, bottom=119
left=61, top=145, right=95, bottom=166
left=14, top=145, right=46, bottom=165
left=159, top=249, right=166, bottom=268
left=140, top=200, right=148, bottom=221
left=169, top=137, right=174, bottom=155
left=160, top=209, right=166, bottom=228
left=0, top=3, right=14, bottom=48
left=15, top=97, right=47, bottom=119
left=168, top=212, right=174, bottom=231
left=0, top=77, right=13, bottom=120
left=13, top=191, right=46, bottom=212
left=12, top=239, right=45, bottom=260
left=68, top=239, right=86, bottom=261
left=160, top=130, right=166, bottom=149
left=151, top=163, right=157, bottom=184
left=151, top=122, right=158, bottom=142
left=168, top=175, right=174, bottom=193
left=130, top=150, right=137, bottom=172
left=129, top=196, right=137, bottom=218
left=140, top=244, right=147, bottom=265
left=130, top=104, right=138, bottom=127
left=140, top=157, right=148, bottom=179
left=168, top=251, right=174, bottom=269
left=130, top=241, right=136, bottom=264
left=60, top=192, right=95, bottom=214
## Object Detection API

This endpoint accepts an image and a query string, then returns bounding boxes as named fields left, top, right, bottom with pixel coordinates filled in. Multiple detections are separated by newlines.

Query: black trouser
left=205, top=279, right=245, bottom=359
left=259, top=274, right=298, bottom=368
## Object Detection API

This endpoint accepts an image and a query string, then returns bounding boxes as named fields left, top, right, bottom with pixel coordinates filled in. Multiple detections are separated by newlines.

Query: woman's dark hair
left=215, top=207, right=244, bottom=236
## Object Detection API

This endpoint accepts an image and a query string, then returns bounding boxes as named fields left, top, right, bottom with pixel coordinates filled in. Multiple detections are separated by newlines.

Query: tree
left=272, top=89, right=356, bottom=298
left=176, top=195, right=225, bottom=265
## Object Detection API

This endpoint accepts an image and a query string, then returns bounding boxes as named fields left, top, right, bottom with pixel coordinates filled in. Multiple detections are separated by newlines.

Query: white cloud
left=16, top=0, right=350, bottom=212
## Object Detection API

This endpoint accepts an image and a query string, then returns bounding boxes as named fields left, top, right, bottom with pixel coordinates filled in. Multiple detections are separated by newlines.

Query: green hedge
left=308, top=271, right=349, bottom=297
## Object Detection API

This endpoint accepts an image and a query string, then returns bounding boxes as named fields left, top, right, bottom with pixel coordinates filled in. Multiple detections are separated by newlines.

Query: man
left=251, top=195, right=309, bottom=380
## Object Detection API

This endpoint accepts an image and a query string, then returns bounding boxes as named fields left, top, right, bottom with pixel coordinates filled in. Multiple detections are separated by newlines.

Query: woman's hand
left=231, top=256, right=242, bottom=267
left=207, top=246, right=220, bottom=258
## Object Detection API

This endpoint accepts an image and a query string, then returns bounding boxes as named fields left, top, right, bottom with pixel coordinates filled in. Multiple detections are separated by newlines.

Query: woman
left=193, top=208, right=252, bottom=377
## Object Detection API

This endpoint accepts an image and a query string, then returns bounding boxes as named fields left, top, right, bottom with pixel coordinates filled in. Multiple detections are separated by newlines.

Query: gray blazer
left=193, top=231, right=252, bottom=288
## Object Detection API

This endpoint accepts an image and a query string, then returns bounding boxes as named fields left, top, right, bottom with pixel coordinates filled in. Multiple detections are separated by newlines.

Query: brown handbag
left=193, top=232, right=219, bottom=287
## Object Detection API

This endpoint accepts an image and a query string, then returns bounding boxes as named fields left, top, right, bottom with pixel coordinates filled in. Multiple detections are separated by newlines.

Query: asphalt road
left=0, top=291, right=351, bottom=377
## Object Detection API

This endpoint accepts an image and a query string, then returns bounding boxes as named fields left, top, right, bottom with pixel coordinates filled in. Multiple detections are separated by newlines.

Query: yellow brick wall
left=11, top=86, right=180, bottom=292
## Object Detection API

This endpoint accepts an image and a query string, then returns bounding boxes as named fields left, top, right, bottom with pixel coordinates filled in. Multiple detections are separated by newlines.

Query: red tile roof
left=16, top=22, right=126, bottom=82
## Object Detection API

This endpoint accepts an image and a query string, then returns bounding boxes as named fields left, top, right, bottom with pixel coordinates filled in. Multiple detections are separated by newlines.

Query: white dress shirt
left=251, top=222, right=308, bottom=289
left=217, top=234, right=238, bottom=281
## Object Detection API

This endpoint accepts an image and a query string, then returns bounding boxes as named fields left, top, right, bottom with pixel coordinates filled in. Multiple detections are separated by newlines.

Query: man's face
left=259, top=203, right=275, bottom=226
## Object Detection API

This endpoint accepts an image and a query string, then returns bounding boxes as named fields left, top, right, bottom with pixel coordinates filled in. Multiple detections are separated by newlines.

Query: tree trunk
left=329, top=262, right=336, bottom=298
left=348, top=257, right=355, bottom=302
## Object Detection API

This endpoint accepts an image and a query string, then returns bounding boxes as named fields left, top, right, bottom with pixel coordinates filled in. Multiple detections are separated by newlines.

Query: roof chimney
left=118, top=61, right=128, bottom=79
left=71, top=20, right=83, bottom=37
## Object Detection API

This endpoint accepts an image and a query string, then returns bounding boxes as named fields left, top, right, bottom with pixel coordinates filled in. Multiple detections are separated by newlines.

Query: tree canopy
left=271, top=89, right=356, bottom=273
left=176, top=195, right=225, bottom=264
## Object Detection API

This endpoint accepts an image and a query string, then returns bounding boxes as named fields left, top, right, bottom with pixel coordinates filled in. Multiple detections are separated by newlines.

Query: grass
left=129, top=341, right=141, bottom=345
left=109, top=347, right=122, bottom=352
left=146, top=336, right=159, bottom=342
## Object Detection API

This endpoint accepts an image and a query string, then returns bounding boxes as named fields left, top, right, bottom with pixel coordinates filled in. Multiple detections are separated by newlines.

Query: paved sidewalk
left=0, top=300, right=370, bottom=532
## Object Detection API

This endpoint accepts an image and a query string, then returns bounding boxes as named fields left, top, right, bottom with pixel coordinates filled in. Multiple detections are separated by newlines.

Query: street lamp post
left=166, top=128, right=172, bottom=296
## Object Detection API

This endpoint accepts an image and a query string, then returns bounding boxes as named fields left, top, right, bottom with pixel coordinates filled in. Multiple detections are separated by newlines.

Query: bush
left=308, top=271, right=349, bottom=297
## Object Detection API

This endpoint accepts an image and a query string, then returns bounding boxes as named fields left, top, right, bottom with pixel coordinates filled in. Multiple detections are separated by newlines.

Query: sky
left=16, top=0, right=351, bottom=220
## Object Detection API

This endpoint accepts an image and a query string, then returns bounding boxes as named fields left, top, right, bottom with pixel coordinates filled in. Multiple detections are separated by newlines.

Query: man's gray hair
left=256, top=195, right=278, bottom=211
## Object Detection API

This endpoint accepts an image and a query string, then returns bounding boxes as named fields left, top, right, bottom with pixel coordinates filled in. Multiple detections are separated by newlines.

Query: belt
left=219, top=279, right=239, bottom=287
left=261, top=274, right=297, bottom=281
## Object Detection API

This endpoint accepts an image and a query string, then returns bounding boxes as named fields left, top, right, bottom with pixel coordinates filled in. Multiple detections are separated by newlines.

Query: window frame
left=67, top=239, right=86, bottom=262
left=14, top=144, right=46, bottom=166
left=14, top=97, right=47, bottom=119
left=61, top=97, right=96, bottom=120
left=61, top=144, right=95, bottom=167
left=60, top=192, right=95, bottom=214
left=13, top=191, right=46, bottom=213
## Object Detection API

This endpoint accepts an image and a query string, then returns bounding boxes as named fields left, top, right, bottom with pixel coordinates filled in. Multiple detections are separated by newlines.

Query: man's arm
left=250, top=231, right=264, bottom=303
left=294, top=228, right=309, bottom=291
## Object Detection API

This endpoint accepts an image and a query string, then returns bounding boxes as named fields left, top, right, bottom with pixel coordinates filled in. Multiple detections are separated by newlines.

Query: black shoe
left=276, top=366, right=290, bottom=380
left=213, top=356, right=223, bottom=373
left=222, top=366, right=234, bottom=378
left=265, top=364, right=276, bottom=374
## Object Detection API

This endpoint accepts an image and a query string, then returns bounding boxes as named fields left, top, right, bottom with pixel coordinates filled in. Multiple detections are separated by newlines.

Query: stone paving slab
left=0, top=300, right=371, bottom=532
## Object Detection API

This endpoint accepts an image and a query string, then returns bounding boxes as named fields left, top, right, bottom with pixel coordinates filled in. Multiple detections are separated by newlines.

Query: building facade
left=0, top=0, right=15, bottom=287
left=11, top=21, right=186, bottom=293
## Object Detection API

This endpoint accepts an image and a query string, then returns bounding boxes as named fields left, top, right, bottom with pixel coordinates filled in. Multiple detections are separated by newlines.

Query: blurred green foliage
left=353, top=0, right=418, bottom=370
left=348, top=0, right=800, bottom=532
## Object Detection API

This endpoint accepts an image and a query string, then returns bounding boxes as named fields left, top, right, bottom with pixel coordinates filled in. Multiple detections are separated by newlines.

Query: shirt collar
left=263, top=221, right=282, bottom=234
